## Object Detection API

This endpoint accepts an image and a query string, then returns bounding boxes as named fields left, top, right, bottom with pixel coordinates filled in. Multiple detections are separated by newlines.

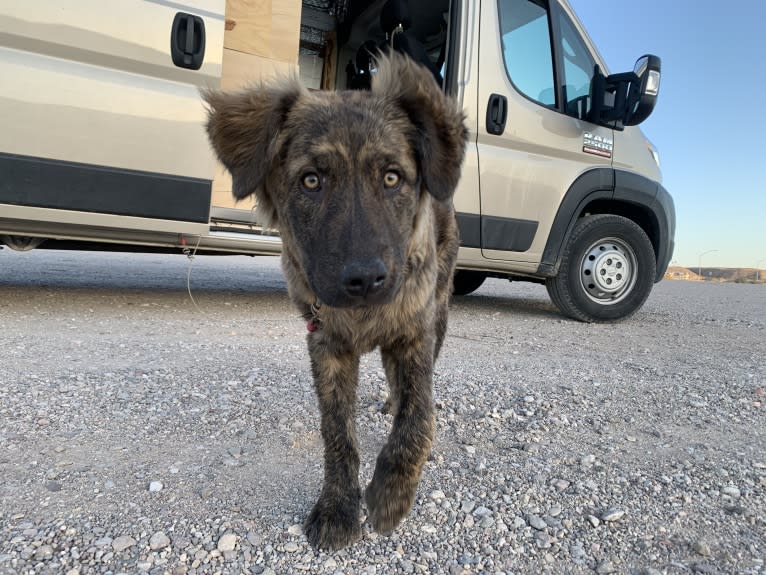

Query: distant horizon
left=670, top=264, right=765, bottom=271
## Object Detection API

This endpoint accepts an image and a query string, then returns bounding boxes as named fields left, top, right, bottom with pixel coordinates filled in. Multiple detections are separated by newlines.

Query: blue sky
left=570, top=0, right=766, bottom=269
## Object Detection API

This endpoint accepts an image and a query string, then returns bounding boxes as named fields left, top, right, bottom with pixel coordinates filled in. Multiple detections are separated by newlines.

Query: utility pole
left=698, top=250, right=718, bottom=280
left=757, top=258, right=766, bottom=282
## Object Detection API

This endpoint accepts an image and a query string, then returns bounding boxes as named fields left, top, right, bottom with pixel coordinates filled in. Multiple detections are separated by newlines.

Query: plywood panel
left=223, top=0, right=272, bottom=57
left=212, top=50, right=296, bottom=207
left=214, top=0, right=301, bottom=209
left=271, top=0, right=302, bottom=63
left=224, top=0, right=300, bottom=63
left=220, top=48, right=295, bottom=91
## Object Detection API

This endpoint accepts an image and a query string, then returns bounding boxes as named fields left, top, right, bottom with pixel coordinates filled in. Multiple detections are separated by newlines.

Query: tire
left=452, top=270, right=487, bottom=296
left=546, top=214, right=656, bottom=322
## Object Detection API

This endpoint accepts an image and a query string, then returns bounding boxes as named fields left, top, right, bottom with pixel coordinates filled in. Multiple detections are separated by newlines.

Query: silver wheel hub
left=580, top=238, right=637, bottom=304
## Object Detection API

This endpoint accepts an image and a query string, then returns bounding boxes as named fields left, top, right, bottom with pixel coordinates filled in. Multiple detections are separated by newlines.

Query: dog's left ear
left=372, top=54, right=467, bottom=202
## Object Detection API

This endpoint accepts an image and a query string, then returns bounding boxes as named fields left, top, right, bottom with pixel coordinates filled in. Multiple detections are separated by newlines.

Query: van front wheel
left=546, top=215, right=656, bottom=322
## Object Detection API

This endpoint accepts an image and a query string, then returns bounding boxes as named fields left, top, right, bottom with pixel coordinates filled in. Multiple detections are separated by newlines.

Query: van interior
left=298, top=0, right=452, bottom=91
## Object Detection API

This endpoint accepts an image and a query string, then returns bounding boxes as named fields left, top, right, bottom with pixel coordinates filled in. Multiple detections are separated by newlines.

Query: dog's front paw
left=304, top=494, right=361, bottom=550
left=365, top=455, right=419, bottom=534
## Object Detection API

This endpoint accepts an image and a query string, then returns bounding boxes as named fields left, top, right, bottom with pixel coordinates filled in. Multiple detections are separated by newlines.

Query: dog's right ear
left=372, top=53, right=467, bottom=203
left=202, top=81, right=304, bottom=223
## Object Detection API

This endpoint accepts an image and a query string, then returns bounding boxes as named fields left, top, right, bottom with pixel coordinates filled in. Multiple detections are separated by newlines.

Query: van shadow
left=450, top=290, right=562, bottom=320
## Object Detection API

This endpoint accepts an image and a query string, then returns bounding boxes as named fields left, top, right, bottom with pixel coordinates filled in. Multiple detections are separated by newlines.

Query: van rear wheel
left=452, top=270, right=487, bottom=296
left=546, top=215, right=656, bottom=322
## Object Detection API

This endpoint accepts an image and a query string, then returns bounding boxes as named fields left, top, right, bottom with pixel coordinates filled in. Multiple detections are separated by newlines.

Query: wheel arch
left=577, top=198, right=660, bottom=266
left=539, top=168, right=674, bottom=282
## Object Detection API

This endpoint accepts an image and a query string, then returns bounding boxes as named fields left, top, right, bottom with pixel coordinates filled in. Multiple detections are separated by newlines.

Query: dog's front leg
left=366, top=337, right=435, bottom=534
left=304, top=336, right=362, bottom=550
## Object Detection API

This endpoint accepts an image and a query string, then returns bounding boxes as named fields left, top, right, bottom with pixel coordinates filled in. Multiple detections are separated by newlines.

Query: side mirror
left=625, top=54, right=661, bottom=126
left=588, top=54, right=661, bottom=129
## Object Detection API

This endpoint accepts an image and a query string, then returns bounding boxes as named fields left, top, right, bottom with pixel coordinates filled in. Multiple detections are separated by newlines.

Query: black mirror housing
left=588, top=54, right=661, bottom=129
left=627, top=54, right=661, bottom=125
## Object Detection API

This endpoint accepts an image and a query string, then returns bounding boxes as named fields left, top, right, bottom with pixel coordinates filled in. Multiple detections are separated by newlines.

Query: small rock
left=112, top=535, right=136, bottom=552
left=464, top=445, right=476, bottom=455
left=535, top=532, right=553, bottom=549
left=287, top=524, right=303, bottom=535
left=284, top=542, right=299, bottom=553
left=581, top=454, right=596, bottom=466
left=217, top=532, right=237, bottom=552
left=34, top=545, right=54, bottom=561
left=528, top=514, right=547, bottom=530
left=227, top=446, right=242, bottom=458
left=46, top=481, right=62, bottom=492
left=601, top=508, right=626, bottom=522
left=460, top=500, right=476, bottom=514
left=149, top=531, right=170, bottom=550
left=693, top=540, right=712, bottom=557
left=94, top=536, right=113, bottom=547
left=246, top=532, right=262, bottom=546
left=149, top=481, right=163, bottom=492
left=587, top=515, right=600, bottom=528
left=473, top=506, right=492, bottom=517
left=430, top=489, right=446, bottom=501
left=595, top=559, right=616, bottom=574
left=722, top=486, right=740, bottom=498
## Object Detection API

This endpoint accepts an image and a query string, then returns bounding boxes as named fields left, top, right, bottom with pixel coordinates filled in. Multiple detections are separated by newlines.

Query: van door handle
left=171, top=12, right=206, bottom=70
left=486, top=94, right=508, bottom=135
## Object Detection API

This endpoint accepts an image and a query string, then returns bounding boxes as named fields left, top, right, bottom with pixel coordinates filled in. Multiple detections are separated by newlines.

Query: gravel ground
left=0, top=249, right=764, bottom=575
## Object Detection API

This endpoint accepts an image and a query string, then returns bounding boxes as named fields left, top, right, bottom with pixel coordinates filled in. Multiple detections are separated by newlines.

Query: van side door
left=476, top=0, right=613, bottom=268
left=0, top=1, right=224, bottom=236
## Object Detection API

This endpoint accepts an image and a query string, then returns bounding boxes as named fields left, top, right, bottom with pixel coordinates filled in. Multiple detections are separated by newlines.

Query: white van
left=0, top=0, right=674, bottom=322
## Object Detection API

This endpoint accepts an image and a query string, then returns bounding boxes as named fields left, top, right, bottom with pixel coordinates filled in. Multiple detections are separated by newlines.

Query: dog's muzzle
left=310, top=256, right=397, bottom=308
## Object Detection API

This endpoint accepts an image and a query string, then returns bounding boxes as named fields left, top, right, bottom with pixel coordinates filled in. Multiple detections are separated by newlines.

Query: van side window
left=498, top=0, right=556, bottom=108
left=559, top=11, right=597, bottom=120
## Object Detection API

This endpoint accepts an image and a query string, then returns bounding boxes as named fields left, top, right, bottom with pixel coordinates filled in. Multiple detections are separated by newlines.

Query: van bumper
left=652, top=183, right=675, bottom=282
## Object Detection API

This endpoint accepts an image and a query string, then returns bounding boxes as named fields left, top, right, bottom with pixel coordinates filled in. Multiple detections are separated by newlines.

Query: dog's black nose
left=341, top=259, right=388, bottom=298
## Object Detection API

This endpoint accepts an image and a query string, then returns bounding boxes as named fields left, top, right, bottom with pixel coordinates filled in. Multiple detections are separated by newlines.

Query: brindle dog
left=204, top=54, right=467, bottom=550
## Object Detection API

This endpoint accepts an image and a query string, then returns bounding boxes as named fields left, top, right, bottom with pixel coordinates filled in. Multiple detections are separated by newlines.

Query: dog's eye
left=383, top=171, right=401, bottom=190
left=301, top=173, right=321, bottom=192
